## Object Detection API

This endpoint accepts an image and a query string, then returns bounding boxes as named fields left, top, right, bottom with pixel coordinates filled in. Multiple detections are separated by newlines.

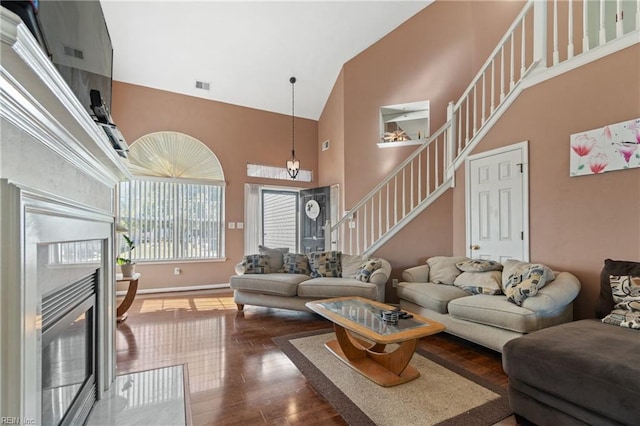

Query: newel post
left=446, top=101, right=457, bottom=185
left=533, top=0, right=548, bottom=68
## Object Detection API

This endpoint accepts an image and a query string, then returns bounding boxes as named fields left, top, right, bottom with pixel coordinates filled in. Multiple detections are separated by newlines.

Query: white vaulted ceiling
left=100, top=0, right=433, bottom=120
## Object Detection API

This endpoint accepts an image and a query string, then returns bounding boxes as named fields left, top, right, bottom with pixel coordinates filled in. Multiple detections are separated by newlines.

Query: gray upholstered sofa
left=502, top=259, right=640, bottom=425
left=230, top=252, right=391, bottom=312
left=397, top=256, right=581, bottom=352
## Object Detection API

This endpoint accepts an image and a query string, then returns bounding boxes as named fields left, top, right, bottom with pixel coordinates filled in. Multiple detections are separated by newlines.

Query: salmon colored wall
left=111, top=82, right=317, bottom=291
left=318, top=69, right=345, bottom=211
left=318, top=0, right=525, bottom=289
left=452, top=45, right=640, bottom=319
left=340, top=0, right=525, bottom=207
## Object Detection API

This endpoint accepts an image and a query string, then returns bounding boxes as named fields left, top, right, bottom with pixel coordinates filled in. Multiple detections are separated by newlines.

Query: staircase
left=331, top=0, right=640, bottom=256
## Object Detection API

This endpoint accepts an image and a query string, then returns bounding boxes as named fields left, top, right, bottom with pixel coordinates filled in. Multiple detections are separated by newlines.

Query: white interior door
left=465, top=142, right=529, bottom=262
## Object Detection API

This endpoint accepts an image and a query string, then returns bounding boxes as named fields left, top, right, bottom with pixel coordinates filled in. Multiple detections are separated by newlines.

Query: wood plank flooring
left=115, top=290, right=512, bottom=425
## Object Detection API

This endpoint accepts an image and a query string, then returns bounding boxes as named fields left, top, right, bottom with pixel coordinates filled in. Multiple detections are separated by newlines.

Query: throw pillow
left=282, top=253, right=311, bottom=275
left=355, top=260, right=382, bottom=283
left=243, top=254, right=271, bottom=274
left=602, top=310, right=640, bottom=330
left=309, top=250, right=342, bottom=278
left=456, top=259, right=503, bottom=272
left=341, top=254, right=369, bottom=278
left=503, top=262, right=554, bottom=306
left=596, top=259, right=640, bottom=319
left=426, top=256, right=468, bottom=285
left=601, top=275, right=640, bottom=330
left=501, top=259, right=556, bottom=289
left=453, top=270, right=503, bottom=295
left=258, top=245, right=289, bottom=272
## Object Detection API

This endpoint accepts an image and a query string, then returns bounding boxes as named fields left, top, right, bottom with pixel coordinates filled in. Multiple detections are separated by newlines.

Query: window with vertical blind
left=118, top=132, right=226, bottom=262
left=119, top=178, right=224, bottom=261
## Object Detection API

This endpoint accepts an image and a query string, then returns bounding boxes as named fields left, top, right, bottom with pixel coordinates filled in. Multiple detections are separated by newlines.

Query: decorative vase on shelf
left=120, top=263, right=135, bottom=277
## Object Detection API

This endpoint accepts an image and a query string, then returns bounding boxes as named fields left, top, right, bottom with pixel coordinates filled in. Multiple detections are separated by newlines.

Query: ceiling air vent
left=63, top=45, right=84, bottom=59
left=195, top=80, right=211, bottom=91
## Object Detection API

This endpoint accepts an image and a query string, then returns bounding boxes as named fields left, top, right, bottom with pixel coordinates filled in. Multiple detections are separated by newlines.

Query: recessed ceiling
left=100, top=1, right=433, bottom=120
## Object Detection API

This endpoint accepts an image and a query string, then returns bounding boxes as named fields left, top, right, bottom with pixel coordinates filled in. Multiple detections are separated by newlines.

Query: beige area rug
left=274, top=330, right=511, bottom=426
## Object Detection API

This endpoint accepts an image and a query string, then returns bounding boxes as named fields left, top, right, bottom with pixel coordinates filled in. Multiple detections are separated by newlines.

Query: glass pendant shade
left=286, top=150, right=300, bottom=179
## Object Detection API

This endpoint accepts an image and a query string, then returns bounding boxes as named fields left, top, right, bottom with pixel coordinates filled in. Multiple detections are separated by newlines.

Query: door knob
left=470, top=244, right=480, bottom=250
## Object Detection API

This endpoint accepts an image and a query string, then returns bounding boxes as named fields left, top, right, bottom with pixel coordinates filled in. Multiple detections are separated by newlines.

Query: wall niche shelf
left=377, top=140, right=425, bottom=149
left=379, top=100, right=430, bottom=148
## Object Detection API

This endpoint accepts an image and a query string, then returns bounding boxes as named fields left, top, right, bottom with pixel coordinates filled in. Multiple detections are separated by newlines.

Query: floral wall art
left=570, top=117, right=640, bottom=177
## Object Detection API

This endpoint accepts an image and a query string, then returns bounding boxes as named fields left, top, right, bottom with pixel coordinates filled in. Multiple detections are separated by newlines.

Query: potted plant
left=117, top=234, right=136, bottom=277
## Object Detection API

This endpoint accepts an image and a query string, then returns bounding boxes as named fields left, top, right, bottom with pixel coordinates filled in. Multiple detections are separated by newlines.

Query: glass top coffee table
left=306, top=296, right=445, bottom=387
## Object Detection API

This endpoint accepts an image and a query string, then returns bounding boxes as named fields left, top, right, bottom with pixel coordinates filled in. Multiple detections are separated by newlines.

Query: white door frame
left=464, top=141, right=530, bottom=261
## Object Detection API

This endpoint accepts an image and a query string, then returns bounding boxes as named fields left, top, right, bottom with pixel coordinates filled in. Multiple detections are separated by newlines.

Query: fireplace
left=1, top=7, right=130, bottom=424
left=0, top=184, right=117, bottom=425
left=41, top=267, right=98, bottom=425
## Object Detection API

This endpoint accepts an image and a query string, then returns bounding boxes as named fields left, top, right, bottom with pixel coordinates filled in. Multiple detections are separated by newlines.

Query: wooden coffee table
left=306, top=296, right=445, bottom=387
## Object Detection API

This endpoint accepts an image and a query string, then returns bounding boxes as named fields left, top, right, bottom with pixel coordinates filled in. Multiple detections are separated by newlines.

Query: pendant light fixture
left=286, top=76, right=300, bottom=179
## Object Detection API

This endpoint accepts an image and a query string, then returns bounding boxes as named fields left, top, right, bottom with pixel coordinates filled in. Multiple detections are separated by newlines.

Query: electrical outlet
left=392, top=278, right=399, bottom=288
left=174, top=267, right=181, bottom=275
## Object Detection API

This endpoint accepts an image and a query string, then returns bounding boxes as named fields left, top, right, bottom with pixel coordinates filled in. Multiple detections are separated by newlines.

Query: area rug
left=274, top=330, right=511, bottom=426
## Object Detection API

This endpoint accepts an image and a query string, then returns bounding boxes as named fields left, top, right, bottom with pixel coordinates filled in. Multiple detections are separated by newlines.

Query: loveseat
left=397, top=256, right=581, bottom=352
left=230, top=247, right=391, bottom=312
left=502, top=259, right=640, bottom=425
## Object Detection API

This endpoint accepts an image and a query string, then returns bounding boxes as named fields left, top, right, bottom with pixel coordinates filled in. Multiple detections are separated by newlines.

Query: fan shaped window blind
left=118, top=132, right=226, bottom=261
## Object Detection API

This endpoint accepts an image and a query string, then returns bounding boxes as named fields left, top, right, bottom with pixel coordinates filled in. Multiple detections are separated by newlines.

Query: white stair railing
left=332, top=120, right=453, bottom=255
left=331, top=0, right=639, bottom=255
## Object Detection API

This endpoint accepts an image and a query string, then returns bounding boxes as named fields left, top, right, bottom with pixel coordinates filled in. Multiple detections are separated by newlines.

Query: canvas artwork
left=570, top=117, right=640, bottom=177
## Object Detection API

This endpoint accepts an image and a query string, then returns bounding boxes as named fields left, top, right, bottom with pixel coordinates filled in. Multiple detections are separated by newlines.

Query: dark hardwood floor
left=115, top=290, right=511, bottom=425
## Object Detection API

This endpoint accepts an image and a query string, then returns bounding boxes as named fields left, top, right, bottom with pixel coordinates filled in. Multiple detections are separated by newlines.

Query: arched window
left=118, top=132, right=225, bottom=261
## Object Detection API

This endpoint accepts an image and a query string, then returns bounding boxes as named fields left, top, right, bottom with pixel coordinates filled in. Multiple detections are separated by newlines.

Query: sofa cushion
left=503, top=319, right=640, bottom=425
left=456, top=259, right=503, bottom=272
left=502, top=261, right=554, bottom=306
left=282, top=253, right=311, bottom=275
left=230, top=273, right=309, bottom=296
left=448, top=295, right=540, bottom=333
left=602, top=275, right=640, bottom=329
left=427, top=256, right=468, bottom=284
left=596, top=259, right=640, bottom=318
left=259, top=245, right=289, bottom=272
left=297, top=278, right=377, bottom=300
left=341, top=254, right=369, bottom=278
left=453, top=270, right=502, bottom=295
left=354, top=260, right=382, bottom=282
left=309, top=250, right=342, bottom=278
left=396, top=282, right=469, bottom=314
left=243, top=254, right=271, bottom=274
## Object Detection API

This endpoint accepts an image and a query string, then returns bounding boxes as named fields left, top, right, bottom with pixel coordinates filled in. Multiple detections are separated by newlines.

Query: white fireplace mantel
left=1, top=6, right=132, bottom=423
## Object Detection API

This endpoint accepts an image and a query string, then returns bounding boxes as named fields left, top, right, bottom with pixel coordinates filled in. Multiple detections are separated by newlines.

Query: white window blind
left=119, top=179, right=224, bottom=261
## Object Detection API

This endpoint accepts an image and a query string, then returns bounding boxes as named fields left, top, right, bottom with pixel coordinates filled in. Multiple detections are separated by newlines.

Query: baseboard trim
left=116, top=283, right=230, bottom=296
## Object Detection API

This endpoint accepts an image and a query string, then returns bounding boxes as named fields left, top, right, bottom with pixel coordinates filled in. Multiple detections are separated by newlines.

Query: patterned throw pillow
left=456, top=259, right=503, bottom=272
left=309, top=251, right=342, bottom=278
left=282, top=253, right=311, bottom=275
left=453, top=270, right=503, bottom=295
left=602, top=276, right=640, bottom=330
left=243, top=254, right=271, bottom=274
left=258, top=245, right=289, bottom=272
left=503, top=262, right=554, bottom=306
left=355, top=260, right=382, bottom=283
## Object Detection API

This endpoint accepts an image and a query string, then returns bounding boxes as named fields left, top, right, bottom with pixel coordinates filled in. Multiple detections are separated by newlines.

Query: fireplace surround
left=1, top=6, right=131, bottom=424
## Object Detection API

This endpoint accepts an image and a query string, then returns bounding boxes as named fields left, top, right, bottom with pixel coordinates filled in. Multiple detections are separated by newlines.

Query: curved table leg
left=116, top=277, right=139, bottom=322
left=326, top=323, right=420, bottom=387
